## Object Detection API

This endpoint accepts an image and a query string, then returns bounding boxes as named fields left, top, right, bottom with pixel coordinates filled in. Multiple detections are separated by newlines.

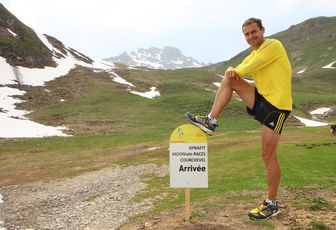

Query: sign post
left=169, top=124, right=208, bottom=222
left=185, top=188, right=191, bottom=222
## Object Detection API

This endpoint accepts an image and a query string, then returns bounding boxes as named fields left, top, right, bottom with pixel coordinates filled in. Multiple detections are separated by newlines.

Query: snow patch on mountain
left=297, top=69, right=306, bottom=74
left=130, top=87, right=160, bottom=99
left=0, top=32, right=114, bottom=138
left=322, top=61, right=336, bottom=69
left=110, top=72, right=135, bottom=87
left=6, top=28, right=17, bottom=37
left=104, top=46, right=205, bottom=70
left=107, top=71, right=160, bottom=99
left=294, top=116, right=328, bottom=127
left=0, top=86, right=70, bottom=138
left=310, top=107, right=331, bottom=115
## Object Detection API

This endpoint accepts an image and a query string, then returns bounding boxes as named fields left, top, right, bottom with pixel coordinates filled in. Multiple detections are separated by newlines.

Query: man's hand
left=225, top=66, right=240, bottom=80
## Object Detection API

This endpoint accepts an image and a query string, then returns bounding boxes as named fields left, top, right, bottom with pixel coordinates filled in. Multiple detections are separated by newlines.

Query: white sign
left=169, top=124, right=208, bottom=188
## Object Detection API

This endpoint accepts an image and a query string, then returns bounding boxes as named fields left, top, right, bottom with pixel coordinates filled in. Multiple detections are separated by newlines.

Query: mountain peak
left=104, top=46, right=205, bottom=70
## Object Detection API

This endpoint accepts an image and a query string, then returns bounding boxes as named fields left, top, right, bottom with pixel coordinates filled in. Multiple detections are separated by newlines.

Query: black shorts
left=247, top=88, right=290, bottom=134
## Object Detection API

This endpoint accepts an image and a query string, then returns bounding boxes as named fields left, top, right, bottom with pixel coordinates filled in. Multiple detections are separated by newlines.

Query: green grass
left=280, top=141, right=336, bottom=186
left=248, top=219, right=275, bottom=229
left=310, top=220, right=331, bottom=230
left=0, top=133, right=166, bottom=185
left=83, top=194, right=99, bottom=202
left=125, top=127, right=336, bottom=215
left=294, top=197, right=334, bottom=211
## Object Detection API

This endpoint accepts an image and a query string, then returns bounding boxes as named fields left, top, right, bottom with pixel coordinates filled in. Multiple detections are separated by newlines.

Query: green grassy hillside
left=274, top=17, right=336, bottom=71
left=17, top=65, right=262, bottom=138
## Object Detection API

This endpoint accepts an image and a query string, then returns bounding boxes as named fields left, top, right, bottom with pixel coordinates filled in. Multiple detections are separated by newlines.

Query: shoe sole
left=185, top=113, right=214, bottom=136
left=248, top=210, right=280, bottom=220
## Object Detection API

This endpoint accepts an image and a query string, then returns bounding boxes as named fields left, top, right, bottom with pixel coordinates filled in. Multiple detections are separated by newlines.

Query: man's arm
left=235, top=40, right=282, bottom=77
left=225, top=52, right=254, bottom=80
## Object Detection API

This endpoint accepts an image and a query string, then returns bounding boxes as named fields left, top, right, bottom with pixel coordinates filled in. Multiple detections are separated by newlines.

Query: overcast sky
left=1, top=0, right=335, bottom=63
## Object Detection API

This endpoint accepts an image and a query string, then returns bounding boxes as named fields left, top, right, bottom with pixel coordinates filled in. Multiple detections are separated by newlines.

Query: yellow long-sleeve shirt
left=234, top=38, right=292, bottom=111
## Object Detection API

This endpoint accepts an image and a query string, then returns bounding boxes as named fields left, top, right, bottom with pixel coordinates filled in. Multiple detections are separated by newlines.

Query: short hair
left=242, top=18, right=264, bottom=30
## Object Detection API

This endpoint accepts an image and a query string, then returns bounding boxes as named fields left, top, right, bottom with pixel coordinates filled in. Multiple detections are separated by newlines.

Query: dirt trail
left=121, top=186, right=336, bottom=230
left=0, top=164, right=168, bottom=230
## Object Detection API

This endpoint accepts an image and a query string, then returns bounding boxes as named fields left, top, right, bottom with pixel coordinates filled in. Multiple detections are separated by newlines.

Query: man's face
left=242, top=22, right=265, bottom=50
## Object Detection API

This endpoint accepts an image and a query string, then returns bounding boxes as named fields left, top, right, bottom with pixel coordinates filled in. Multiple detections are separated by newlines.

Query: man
left=186, top=18, right=292, bottom=220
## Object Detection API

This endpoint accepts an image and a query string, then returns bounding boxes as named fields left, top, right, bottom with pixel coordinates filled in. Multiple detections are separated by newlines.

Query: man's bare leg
left=261, top=125, right=281, bottom=201
left=210, top=76, right=255, bottom=119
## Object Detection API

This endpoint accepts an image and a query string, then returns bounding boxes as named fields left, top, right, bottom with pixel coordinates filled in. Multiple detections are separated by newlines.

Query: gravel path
left=0, top=164, right=168, bottom=230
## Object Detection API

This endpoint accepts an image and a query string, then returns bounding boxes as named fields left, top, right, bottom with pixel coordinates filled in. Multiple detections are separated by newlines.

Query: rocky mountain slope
left=103, top=46, right=206, bottom=70
left=0, top=3, right=54, bottom=68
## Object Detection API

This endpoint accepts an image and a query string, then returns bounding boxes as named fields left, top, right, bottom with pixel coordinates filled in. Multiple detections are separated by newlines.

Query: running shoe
left=185, top=112, right=217, bottom=135
left=248, top=200, right=279, bottom=220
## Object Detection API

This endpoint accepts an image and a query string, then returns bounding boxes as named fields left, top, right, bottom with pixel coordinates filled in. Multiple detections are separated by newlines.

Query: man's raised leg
left=186, top=76, right=255, bottom=135
left=210, top=77, right=255, bottom=119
